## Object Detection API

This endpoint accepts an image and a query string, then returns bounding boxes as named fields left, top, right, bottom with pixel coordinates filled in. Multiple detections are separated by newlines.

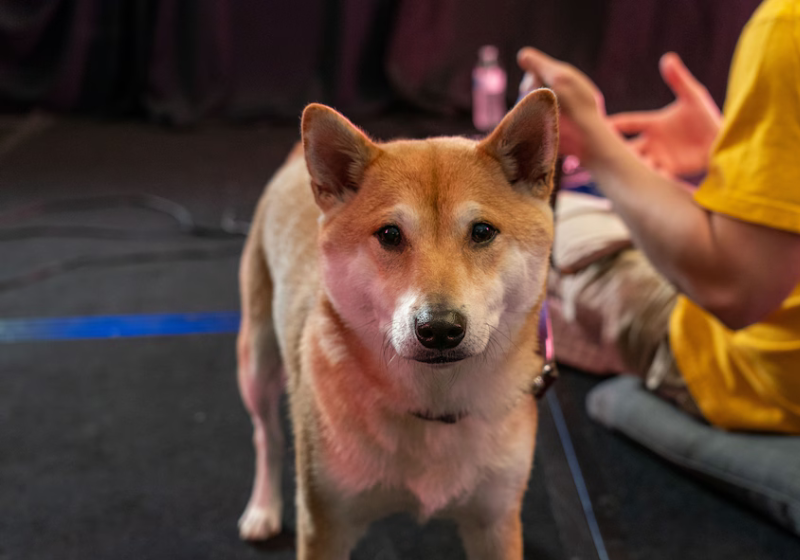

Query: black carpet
left=549, top=372, right=799, bottom=560
left=0, top=113, right=797, bottom=559
left=0, top=336, right=566, bottom=560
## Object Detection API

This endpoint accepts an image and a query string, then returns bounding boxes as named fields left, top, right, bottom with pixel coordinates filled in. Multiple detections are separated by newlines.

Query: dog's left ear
left=478, top=88, right=559, bottom=199
left=302, top=104, right=380, bottom=212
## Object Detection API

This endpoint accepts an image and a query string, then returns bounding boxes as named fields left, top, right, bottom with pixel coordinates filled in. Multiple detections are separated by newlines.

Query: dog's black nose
left=415, top=308, right=466, bottom=350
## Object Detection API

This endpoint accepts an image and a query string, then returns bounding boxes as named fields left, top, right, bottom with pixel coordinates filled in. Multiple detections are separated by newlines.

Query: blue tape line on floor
left=0, top=312, right=241, bottom=342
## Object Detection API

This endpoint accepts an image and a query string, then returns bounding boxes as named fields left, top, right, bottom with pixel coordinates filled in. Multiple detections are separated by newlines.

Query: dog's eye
left=376, top=225, right=403, bottom=248
left=471, top=223, right=498, bottom=244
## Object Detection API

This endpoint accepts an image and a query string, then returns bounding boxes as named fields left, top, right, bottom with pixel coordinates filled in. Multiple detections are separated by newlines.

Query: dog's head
left=302, top=91, right=558, bottom=371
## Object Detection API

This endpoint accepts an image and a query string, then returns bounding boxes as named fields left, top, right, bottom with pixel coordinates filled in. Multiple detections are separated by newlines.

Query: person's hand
left=609, top=53, right=721, bottom=178
left=517, top=47, right=608, bottom=163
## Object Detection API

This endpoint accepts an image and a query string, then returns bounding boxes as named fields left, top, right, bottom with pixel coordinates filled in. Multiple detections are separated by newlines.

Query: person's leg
left=550, top=248, right=674, bottom=375
left=645, top=338, right=705, bottom=420
left=549, top=247, right=703, bottom=417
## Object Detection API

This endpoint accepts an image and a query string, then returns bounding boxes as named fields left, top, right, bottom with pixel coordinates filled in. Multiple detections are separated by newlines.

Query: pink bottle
left=472, top=45, right=507, bottom=132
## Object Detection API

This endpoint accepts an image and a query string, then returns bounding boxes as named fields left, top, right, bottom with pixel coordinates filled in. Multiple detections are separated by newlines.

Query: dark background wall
left=0, top=0, right=763, bottom=125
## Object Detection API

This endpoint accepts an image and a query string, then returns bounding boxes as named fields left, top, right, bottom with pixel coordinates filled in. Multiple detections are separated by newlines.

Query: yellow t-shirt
left=670, top=0, right=800, bottom=433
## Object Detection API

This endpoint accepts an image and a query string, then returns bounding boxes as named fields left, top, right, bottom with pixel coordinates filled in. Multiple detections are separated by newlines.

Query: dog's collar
left=410, top=410, right=469, bottom=424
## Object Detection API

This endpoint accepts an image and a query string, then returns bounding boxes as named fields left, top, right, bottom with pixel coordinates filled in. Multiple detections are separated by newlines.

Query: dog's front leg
left=295, top=476, right=364, bottom=559
left=453, top=463, right=532, bottom=560
left=296, top=516, right=362, bottom=560
left=456, top=506, right=524, bottom=560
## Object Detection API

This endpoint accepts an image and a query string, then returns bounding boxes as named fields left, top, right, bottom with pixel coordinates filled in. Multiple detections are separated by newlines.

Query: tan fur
left=237, top=90, right=559, bottom=559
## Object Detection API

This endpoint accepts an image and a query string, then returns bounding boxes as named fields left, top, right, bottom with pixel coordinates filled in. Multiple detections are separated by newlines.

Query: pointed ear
left=478, top=88, right=559, bottom=199
left=301, top=104, right=380, bottom=212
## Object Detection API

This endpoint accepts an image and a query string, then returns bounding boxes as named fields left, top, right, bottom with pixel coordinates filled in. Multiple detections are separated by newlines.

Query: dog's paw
left=238, top=504, right=282, bottom=541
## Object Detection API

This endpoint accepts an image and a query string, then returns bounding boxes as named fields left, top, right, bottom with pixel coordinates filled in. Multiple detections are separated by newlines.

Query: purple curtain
left=385, top=0, right=761, bottom=114
left=591, top=0, right=760, bottom=113
left=0, top=0, right=762, bottom=124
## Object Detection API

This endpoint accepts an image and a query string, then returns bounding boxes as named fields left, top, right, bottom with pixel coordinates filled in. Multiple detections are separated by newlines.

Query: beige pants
left=549, top=248, right=704, bottom=419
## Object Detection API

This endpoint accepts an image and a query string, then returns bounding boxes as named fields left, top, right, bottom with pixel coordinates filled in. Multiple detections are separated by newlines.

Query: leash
left=533, top=303, right=559, bottom=400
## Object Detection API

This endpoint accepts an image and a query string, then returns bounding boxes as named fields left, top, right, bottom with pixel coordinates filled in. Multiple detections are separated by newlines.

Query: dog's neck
left=312, top=295, right=541, bottom=426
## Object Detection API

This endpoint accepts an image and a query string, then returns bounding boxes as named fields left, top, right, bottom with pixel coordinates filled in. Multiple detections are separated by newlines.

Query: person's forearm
left=516, top=47, right=800, bottom=328
left=580, top=122, right=746, bottom=326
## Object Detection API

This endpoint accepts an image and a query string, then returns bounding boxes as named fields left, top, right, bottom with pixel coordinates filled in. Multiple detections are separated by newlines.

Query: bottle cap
left=478, top=45, right=499, bottom=63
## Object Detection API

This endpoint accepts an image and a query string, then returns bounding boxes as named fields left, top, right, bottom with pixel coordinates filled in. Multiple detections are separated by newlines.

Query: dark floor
left=0, top=113, right=797, bottom=560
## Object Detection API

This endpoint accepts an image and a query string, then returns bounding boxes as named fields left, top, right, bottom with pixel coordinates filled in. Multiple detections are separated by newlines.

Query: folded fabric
left=587, top=377, right=800, bottom=536
left=546, top=294, right=626, bottom=374
left=553, top=191, right=633, bottom=274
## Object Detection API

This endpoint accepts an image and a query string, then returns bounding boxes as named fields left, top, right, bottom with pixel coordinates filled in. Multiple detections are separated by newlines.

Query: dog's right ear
left=478, top=88, right=559, bottom=200
left=302, top=104, right=380, bottom=212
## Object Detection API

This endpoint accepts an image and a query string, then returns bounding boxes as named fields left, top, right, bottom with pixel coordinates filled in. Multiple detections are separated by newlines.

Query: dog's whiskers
left=481, top=323, right=516, bottom=365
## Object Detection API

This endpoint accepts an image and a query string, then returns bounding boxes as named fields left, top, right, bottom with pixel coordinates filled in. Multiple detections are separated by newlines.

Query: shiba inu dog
left=236, top=89, right=558, bottom=559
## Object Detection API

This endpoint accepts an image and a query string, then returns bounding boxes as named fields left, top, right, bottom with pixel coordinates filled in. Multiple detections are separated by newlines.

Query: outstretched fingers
left=608, top=111, right=659, bottom=135
left=659, top=52, right=702, bottom=100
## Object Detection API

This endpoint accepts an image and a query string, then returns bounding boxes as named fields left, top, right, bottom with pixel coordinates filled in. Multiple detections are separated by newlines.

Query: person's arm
left=518, top=47, right=800, bottom=330
left=588, top=124, right=800, bottom=329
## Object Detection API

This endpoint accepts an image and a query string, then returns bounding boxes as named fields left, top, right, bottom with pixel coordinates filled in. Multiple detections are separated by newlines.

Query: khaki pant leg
left=550, top=249, right=704, bottom=418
